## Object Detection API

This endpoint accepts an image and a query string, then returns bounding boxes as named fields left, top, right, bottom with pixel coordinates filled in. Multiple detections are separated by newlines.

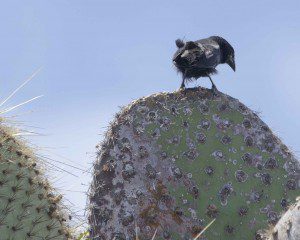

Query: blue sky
left=0, top=0, right=299, bottom=224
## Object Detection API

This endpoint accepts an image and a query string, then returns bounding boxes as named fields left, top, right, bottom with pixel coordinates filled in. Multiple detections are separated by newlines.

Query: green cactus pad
left=0, top=121, right=73, bottom=239
left=89, top=88, right=299, bottom=240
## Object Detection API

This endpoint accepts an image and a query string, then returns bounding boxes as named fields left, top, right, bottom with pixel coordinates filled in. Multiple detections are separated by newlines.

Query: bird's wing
left=192, top=39, right=221, bottom=69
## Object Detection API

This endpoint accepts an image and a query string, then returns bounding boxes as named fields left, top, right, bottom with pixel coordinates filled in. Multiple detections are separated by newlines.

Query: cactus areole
left=89, top=88, right=299, bottom=240
left=0, top=123, right=72, bottom=239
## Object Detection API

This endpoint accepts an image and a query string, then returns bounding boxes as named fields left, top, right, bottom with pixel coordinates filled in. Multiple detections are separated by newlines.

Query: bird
left=172, top=36, right=235, bottom=93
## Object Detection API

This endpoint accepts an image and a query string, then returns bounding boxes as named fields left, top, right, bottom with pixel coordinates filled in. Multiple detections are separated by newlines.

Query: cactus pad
left=0, top=122, right=73, bottom=239
left=89, top=88, right=299, bottom=240
left=261, top=196, right=300, bottom=240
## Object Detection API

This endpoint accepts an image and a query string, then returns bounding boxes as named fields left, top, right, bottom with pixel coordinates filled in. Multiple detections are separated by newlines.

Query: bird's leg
left=180, top=71, right=186, bottom=90
left=180, top=79, right=185, bottom=89
left=207, top=75, right=218, bottom=94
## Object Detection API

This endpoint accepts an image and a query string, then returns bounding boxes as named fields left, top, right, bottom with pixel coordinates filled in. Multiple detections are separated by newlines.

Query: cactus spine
left=0, top=120, right=73, bottom=239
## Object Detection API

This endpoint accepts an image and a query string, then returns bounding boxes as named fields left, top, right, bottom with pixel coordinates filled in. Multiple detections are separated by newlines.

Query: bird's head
left=222, top=41, right=235, bottom=71
left=210, top=36, right=236, bottom=72
left=226, top=51, right=235, bottom=72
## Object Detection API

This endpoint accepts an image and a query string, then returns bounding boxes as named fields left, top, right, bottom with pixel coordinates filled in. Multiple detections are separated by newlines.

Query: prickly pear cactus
left=0, top=122, right=73, bottom=239
left=261, top=196, right=300, bottom=240
left=88, top=88, right=299, bottom=240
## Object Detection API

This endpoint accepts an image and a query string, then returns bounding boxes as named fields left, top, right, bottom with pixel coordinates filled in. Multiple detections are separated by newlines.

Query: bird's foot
left=211, top=84, right=219, bottom=96
left=179, top=84, right=186, bottom=91
left=179, top=88, right=186, bottom=95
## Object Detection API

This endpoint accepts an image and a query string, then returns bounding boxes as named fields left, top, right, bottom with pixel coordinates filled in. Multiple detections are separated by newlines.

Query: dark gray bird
left=172, top=36, right=235, bottom=92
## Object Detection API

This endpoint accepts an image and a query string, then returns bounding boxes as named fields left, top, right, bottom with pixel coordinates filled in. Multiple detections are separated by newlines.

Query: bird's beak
left=227, top=56, right=236, bottom=72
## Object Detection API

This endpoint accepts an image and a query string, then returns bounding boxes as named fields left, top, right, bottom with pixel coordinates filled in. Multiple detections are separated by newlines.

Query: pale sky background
left=0, top=0, right=299, bottom=227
